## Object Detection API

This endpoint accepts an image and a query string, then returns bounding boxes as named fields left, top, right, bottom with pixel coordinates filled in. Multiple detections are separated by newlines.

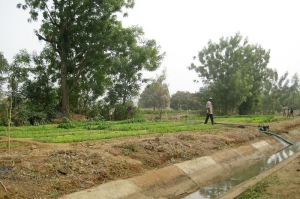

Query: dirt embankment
left=0, top=118, right=299, bottom=199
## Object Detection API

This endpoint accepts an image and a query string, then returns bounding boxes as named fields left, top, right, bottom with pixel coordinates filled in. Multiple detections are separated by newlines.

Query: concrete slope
left=59, top=138, right=284, bottom=199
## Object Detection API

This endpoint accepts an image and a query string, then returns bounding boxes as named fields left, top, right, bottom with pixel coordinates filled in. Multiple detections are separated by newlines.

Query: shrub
left=57, top=123, right=76, bottom=129
left=117, top=118, right=146, bottom=124
left=62, top=117, right=71, bottom=123
left=96, top=122, right=112, bottom=130
left=113, top=104, right=139, bottom=121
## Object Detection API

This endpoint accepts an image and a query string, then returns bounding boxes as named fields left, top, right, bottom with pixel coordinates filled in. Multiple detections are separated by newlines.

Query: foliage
left=57, top=122, right=76, bottom=129
left=0, top=114, right=278, bottom=143
left=112, top=103, right=139, bottom=121
left=62, top=117, right=71, bottom=123
left=6, top=50, right=32, bottom=113
left=57, top=117, right=75, bottom=129
left=261, top=71, right=300, bottom=114
left=140, top=109, right=198, bottom=115
left=235, top=181, right=268, bottom=199
left=105, top=27, right=165, bottom=106
left=0, top=51, right=9, bottom=84
left=170, top=91, right=200, bottom=110
left=0, top=141, right=28, bottom=149
left=117, top=118, right=146, bottom=123
left=189, top=32, right=270, bottom=115
left=217, top=114, right=279, bottom=123
left=85, top=100, right=104, bottom=119
left=20, top=49, right=60, bottom=121
left=139, top=69, right=170, bottom=113
left=235, top=175, right=280, bottom=199
left=15, top=110, right=47, bottom=126
left=17, top=0, right=138, bottom=117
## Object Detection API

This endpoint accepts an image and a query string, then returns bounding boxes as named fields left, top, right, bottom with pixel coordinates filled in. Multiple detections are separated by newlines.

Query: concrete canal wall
left=60, top=136, right=286, bottom=199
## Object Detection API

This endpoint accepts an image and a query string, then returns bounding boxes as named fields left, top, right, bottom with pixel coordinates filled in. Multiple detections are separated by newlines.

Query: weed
left=47, top=190, right=63, bottom=198
left=235, top=181, right=268, bottom=199
left=122, top=144, right=138, bottom=152
left=235, top=175, right=280, bottom=199
left=57, top=123, right=76, bottom=129
left=0, top=141, right=28, bottom=149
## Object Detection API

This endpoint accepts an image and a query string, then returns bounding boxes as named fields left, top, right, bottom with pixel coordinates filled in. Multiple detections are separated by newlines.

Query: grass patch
left=235, top=175, right=280, bottom=199
left=0, top=141, right=28, bottom=149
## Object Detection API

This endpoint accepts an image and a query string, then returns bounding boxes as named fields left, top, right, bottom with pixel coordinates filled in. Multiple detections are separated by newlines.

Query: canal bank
left=60, top=130, right=294, bottom=199
left=216, top=149, right=300, bottom=199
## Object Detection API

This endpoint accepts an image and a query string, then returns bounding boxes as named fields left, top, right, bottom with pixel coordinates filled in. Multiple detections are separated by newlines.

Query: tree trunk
left=61, top=57, right=70, bottom=117
left=122, top=92, right=127, bottom=105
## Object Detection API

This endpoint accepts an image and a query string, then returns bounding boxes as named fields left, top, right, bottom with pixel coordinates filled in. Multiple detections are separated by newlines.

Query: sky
left=1, top=0, right=300, bottom=95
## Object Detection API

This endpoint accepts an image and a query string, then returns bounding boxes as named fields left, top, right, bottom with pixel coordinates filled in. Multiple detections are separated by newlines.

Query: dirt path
left=0, top=117, right=299, bottom=199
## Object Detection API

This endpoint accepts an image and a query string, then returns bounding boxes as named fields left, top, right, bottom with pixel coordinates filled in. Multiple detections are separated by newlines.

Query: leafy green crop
left=0, top=115, right=279, bottom=143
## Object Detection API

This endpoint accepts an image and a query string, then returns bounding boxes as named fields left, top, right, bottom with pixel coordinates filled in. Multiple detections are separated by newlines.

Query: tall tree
left=238, top=42, right=270, bottom=114
left=7, top=50, right=31, bottom=111
left=105, top=26, right=165, bottom=106
left=261, top=70, right=299, bottom=114
left=261, top=68, right=279, bottom=114
left=189, top=33, right=270, bottom=115
left=170, top=91, right=200, bottom=110
left=289, top=73, right=300, bottom=110
left=20, top=48, right=59, bottom=121
left=0, top=52, right=9, bottom=85
left=18, top=0, right=135, bottom=117
left=139, top=69, right=170, bottom=116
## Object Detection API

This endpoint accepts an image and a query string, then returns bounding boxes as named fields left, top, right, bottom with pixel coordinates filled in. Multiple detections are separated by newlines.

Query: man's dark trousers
left=204, top=114, right=214, bottom=124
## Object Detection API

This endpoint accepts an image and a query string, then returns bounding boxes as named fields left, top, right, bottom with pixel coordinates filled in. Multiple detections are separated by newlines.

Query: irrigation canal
left=182, top=140, right=300, bottom=199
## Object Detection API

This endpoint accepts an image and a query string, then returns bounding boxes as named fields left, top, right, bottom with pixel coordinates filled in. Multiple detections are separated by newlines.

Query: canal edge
left=215, top=150, right=300, bottom=199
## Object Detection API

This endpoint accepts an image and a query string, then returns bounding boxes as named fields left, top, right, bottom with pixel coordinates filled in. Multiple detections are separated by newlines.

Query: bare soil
left=0, top=118, right=300, bottom=199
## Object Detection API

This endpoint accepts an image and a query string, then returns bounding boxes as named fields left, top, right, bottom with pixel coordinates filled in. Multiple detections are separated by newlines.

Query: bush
left=87, top=116, right=105, bottom=122
left=62, top=117, right=71, bottom=123
left=57, top=122, right=76, bottom=129
left=96, top=122, right=112, bottom=130
left=117, top=118, right=146, bottom=124
left=112, top=104, right=140, bottom=121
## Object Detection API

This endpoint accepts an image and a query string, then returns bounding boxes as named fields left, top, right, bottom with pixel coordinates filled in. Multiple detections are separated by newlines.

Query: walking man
left=282, top=105, right=287, bottom=117
left=290, top=107, right=294, bottom=118
left=204, top=97, right=214, bottom=125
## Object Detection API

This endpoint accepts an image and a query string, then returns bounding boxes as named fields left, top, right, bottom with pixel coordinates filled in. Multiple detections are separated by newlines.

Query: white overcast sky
left=1, top=0, right=299, bottom=95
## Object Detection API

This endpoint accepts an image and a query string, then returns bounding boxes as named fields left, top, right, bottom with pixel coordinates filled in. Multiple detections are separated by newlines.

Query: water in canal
left=183, top=141, right=300, bottom=199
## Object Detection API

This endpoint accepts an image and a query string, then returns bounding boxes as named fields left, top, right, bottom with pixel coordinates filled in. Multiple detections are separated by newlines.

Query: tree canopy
left=105, top=26, right=165, bottom=106
left=17, top=0, right=140, bottom=117
left=189, top=32, right=270, bottom=115
left=170, top=91, right=200, bottom=110
left=139, top=69, right=170, bottom=112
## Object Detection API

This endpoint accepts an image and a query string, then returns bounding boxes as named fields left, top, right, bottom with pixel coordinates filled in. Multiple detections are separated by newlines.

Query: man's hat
left=209, top=97, right=212, bottom=100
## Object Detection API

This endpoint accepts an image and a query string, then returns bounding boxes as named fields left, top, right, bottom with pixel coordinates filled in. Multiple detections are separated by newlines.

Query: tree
left=261, top=68, right=279, bottom=114
left=170, top=91, right=200, bottom=110
left=105, top=26, right=165, bottom=106
left=260, top=69, right=300, bottom=115
left=0, top=52, right=9, bottom=85
left=189, top=33, right=270, bottom=115
left=237, top=42, right=270, bottom=114
left=272, top=72, right=290, bottom=111
left=7, top=50, right=31, bottom=112
left=18, top=0, right=135, bottom=117
left=139, top=69, right=170, bottom=118
left=287, top=73, right=300, bottom=110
